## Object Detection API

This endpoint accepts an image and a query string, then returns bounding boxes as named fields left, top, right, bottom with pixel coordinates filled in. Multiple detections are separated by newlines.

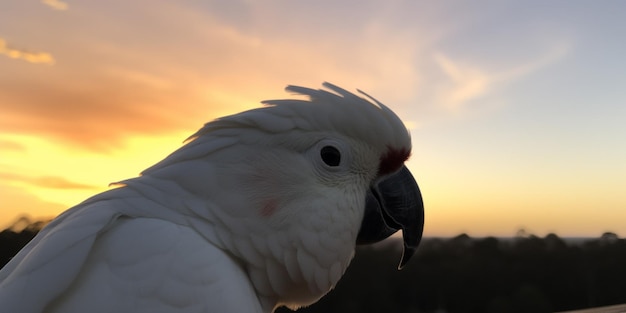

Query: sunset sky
left=1, top=1, right=625, bottom=237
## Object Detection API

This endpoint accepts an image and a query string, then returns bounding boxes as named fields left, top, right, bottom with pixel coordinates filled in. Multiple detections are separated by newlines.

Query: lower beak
left=356, top=165, right=424, bottom=269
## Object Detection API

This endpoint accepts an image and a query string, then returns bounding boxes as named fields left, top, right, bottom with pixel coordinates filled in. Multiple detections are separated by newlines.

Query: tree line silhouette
left=1, top=218, right=624, bottom=312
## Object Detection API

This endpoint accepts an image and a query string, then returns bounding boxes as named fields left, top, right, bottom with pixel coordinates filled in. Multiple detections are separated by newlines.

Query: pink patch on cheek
left=260, top=199, right=278, bottom=217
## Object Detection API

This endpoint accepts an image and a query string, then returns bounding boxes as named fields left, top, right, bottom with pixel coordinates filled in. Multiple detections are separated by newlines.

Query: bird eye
left=320, top=145, right=341, bottom=167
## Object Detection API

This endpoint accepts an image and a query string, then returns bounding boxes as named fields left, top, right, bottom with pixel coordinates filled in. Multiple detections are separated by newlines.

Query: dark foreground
left=1, top=220, right=624, bottom=313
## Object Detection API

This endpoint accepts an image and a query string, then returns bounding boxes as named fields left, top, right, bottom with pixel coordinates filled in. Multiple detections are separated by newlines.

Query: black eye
left=320, top=146, right=341, bottom=167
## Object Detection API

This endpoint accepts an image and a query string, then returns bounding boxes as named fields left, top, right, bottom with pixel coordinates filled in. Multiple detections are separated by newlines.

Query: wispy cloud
left=41, top=0, right=68, bottom=11
left=433, top=42, right=570, bottom=112
left=496, top=43, right=570, bottom=82
left=31, top=176, right=97, bottom=189
left=0, top=38, right=55, bottom=65
left=0, top=139, right=27, bottom=152
left=0, top=172, right=97, bottom=190
left=433, top=53, right=490, bottom=112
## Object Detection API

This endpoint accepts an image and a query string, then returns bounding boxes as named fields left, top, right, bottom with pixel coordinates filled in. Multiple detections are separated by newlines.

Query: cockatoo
left=0, top=83, right=424, bottom=312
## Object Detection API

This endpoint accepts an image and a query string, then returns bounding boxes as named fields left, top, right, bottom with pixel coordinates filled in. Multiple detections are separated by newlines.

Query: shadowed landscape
left=1, top=218, right=624, bottom=313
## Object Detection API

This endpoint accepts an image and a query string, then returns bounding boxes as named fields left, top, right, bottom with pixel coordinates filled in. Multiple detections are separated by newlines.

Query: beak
left=356, top=166, right=424, bottom=269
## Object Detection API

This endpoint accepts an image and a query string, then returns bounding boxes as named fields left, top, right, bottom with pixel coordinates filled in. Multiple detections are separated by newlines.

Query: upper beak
left=356, top=165, right=424, bottom=269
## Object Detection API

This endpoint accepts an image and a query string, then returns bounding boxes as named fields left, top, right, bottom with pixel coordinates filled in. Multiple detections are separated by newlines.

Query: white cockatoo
left=0, top=83, right=424, bottom=312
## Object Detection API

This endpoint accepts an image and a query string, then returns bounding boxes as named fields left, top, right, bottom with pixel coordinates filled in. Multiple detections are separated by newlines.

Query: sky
left=1, top=0, right=625, bottom=237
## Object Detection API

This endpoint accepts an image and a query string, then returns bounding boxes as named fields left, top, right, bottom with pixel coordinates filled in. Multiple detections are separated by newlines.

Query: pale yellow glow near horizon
left=0, top=132, right=192, bottom=227
left=2, top=120, right=624, bottom=237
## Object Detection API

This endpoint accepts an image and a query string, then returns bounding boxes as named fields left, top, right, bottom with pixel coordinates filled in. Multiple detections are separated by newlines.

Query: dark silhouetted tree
left=3, top=221, right=626, bottom=313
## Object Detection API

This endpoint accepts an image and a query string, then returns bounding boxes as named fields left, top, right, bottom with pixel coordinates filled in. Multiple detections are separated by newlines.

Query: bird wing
left=46, top=217, right=263, bottom=313
left=0, top=199, right=263, bottom=313
left=0, top=199, right=122, bottom=313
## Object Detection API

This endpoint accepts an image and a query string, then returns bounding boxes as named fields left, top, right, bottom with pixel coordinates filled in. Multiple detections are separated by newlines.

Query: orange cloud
left=0, top=67, right=213, bottom=151
left=0, top=38, right=55, bottom=65
left=0, top=2, right=428, bottom=153
left=41, top=0, right=68, bottom=11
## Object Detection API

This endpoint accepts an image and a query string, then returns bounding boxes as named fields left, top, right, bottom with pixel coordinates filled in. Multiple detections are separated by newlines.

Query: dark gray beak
left=356, top=166, right=424, bottom=269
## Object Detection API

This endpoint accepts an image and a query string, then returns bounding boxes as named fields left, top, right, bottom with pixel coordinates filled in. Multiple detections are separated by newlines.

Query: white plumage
left=0, top=83, right=424, bottom=312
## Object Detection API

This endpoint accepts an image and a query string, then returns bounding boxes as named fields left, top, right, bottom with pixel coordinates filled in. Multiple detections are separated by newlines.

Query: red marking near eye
left=378, top=146, right=410, bottom=176
left=260, top=199, right=278, bottom=217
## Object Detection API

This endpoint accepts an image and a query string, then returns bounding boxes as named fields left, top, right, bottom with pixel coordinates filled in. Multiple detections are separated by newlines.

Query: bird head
left=257, top=83, right=424, bottom=270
